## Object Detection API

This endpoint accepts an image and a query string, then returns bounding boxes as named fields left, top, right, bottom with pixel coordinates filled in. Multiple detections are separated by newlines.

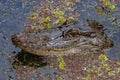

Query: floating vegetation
left=116, top=61, right=120, bottom=65
left=95, top=4, right=118, bottom=25
left=28, top=12, right=38, bottom=20
left=57, top=77, right=63, bottom=80
left=102, top=0, right=116, bottom=9
left=98, top=54, right=108, bottom=61
left=82, top=53, right=120, bottom=80
left=57, top=56, right=66, bottom=70
left=25, top=0, right=80, bottom=29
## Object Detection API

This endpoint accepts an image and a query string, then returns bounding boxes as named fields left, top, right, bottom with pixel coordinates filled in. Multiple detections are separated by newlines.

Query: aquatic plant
left=25, top=0, right=119, bottom=30
left=25, top=0, right=81, bottom=29
left=96, top=0, right=118, bottom=23
left=100, top=0, right=116, bottom=9
left=82, top=54, right=120, bottom=80
left=96, top=0, right=116, bottom=15
left=57, top=56, right=66, bottom=70
left=57, top=77, right=63, bottom=80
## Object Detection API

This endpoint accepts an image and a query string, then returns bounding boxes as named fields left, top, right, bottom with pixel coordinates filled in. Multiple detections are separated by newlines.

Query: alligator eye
left=97, top=24, right=104, bottom=29
left=63, top=29, right=80, bottom=39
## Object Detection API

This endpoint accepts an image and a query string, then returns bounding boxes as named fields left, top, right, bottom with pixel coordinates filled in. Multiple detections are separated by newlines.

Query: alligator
left=11, top=19, right=114, bottom=56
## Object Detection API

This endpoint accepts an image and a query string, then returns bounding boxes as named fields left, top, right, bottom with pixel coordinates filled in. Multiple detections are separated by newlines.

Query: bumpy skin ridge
left=11, top=20, right=114, bottom=56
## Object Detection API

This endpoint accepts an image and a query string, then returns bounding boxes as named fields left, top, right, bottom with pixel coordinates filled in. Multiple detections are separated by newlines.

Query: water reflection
left=12, top=50, right=47, bottom=69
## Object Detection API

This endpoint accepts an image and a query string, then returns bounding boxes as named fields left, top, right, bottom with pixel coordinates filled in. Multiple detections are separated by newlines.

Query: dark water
left=0, top=0, right=120, bottom=80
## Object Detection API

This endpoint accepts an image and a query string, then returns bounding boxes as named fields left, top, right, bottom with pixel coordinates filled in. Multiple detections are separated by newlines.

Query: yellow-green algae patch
left=82, top=54, right=120, bottom=80
left=45, top=52, right=120, bottom=80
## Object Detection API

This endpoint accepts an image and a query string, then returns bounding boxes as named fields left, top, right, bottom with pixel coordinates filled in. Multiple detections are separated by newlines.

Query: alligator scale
left=11, top=20, right=114, bottom=56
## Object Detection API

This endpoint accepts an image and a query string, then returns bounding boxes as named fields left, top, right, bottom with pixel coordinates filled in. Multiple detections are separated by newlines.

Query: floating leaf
left=46, top=23, right=51, bottom=28
left=82, top=77, right=89, bottom=80
left=109, top=4, right=116, bottom=9
left=57, top=77, right=63, bottom=80
left=106, top=66, right=112, bottom=71
left=92, top=66, right=102, bottom=73
left=102, top=0, right=116, bottom=9
left=39, top=16, right=51, bottom=23
left=39, top=17, right=45, bottom=23
left=44, top=8, right=50, bottom=11
left=96, top=9, right=104, bottom=14
left=88, top=70, right=95, bottom=77
left=44, top=16, right=51, bottom=22
left=98, top=54, right=108, bottom=61
left=28, top=12, right=38, bottom=19
left=108, top=71, right=116, bottom=76
left=57, top=56, right=66, bottom=70
left=54, top=16, right=66, bottom=25
left=53, top=9, right=64, bottom=16
left=102, top=62, right=109, bottom=67
left=59, top=16, right=66, bottom=24
left=82, top=70, right=94, bottom=80
left=117, top=68, right=120, bottom=73
left=68, top=16, right=75, bottom=20
left=66, top=1, right=73, bottom=6
left=54, top=19, right=60, bottom=25
left=31, top=26, right=37, bottom=29
left=116, top=61, right=120, bottom=65
left=42, top=23, right=51, bottom=29
left=97, top=73, right=103, bottom=77
left=39, top=16, right=51, bottom=28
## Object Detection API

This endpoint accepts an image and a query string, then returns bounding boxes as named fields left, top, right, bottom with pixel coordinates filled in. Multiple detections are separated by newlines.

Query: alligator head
left=11, top=20, right=114, bottom=56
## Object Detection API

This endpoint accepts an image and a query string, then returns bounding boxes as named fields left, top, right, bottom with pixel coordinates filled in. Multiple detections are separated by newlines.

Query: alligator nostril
left=11, top=34, right=20, bottom=45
